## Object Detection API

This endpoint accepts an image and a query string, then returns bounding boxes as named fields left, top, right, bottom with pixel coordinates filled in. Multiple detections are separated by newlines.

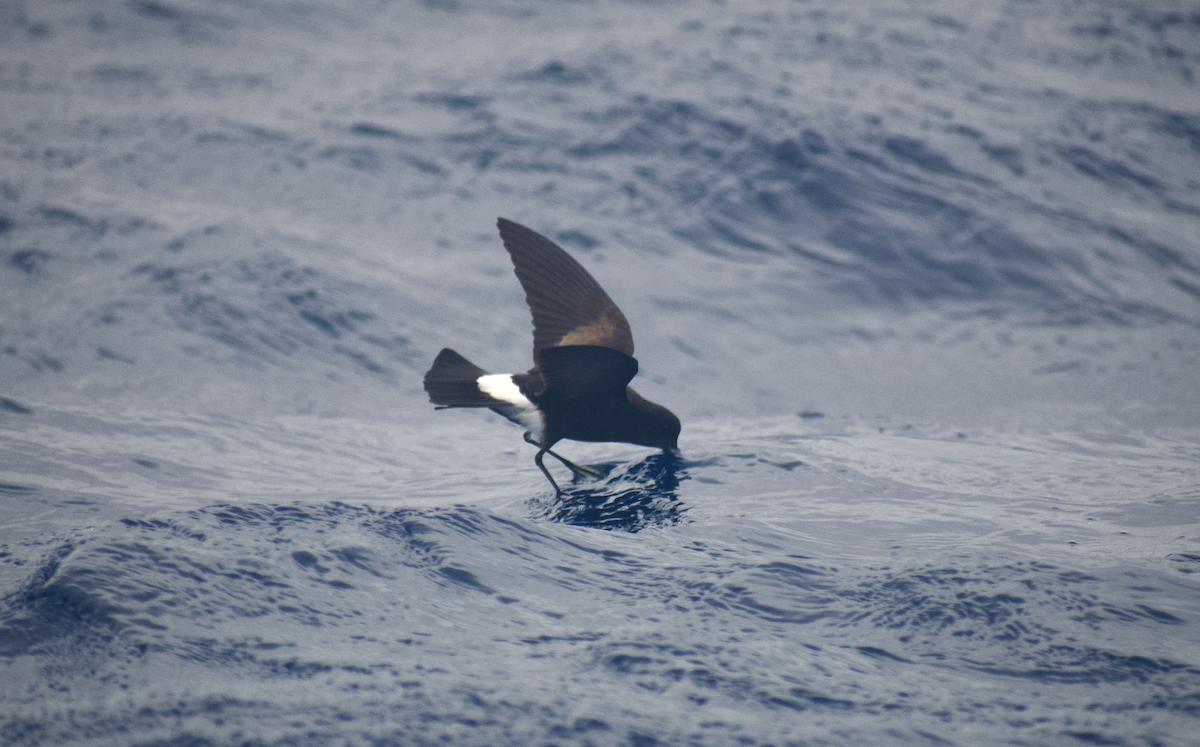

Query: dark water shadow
left=532, top=452, right=688, bottom=532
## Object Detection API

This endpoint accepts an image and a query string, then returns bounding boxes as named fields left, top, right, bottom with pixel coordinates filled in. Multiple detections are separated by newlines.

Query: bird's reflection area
left=531, top=452, right=688, bottom=532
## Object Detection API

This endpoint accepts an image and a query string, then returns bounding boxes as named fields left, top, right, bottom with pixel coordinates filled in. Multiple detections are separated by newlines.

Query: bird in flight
left=423, top=218, right=681, bottom=493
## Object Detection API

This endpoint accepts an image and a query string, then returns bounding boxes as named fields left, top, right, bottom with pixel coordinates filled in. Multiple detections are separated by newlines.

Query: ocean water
left=2, top=0, right=1200, bottom=745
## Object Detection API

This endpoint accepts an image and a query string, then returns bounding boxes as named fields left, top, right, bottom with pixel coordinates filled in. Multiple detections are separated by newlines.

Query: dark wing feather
left=497, top=218, right=634, bottom=363
left=536, top=345, right=641, bottom=445
left=536, top=345, right=638, bottom=405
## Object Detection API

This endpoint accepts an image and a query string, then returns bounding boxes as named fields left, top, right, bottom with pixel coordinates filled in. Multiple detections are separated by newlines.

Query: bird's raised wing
left=497, top=218, right=634, bottom=364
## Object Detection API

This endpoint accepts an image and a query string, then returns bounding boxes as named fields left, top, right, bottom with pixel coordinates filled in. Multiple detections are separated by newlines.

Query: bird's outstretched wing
left=537, top=345, right=639, bottom=405
left=497, top=218, right=634, bottom=364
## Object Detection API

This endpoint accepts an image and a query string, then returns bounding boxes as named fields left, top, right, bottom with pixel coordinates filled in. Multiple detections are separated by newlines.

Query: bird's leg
left=534, top=448, right=563, bottom=495
left=524, top=432, right=600, bottom=485
left=546, top=450, right=601, bottom=478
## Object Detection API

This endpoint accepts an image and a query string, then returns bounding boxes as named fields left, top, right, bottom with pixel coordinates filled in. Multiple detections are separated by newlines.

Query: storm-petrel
left=423, top=218, right=681, bottom=493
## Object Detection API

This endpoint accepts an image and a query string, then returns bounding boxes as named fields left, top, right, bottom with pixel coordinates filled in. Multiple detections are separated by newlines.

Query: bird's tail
left=423, top=348, right=498, bottom=408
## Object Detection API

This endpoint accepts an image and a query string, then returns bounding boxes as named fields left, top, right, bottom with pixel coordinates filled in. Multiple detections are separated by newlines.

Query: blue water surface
left=2, top=1, right=1200, bottom=745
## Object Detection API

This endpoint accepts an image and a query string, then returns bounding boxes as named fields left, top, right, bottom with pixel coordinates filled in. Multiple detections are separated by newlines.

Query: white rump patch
left=478, top=374, right=533, bottom=408
left=478, top=374, right=544, bottom=443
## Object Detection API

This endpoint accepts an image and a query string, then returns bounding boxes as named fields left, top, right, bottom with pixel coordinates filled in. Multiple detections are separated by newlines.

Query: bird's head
left=631, top=395, right=681, bottom=457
